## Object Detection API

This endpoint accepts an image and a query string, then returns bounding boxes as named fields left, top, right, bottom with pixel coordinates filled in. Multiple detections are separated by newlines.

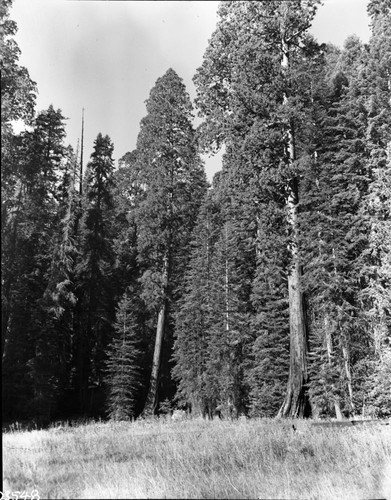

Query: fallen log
left=311, top=419, right=390, bottom=428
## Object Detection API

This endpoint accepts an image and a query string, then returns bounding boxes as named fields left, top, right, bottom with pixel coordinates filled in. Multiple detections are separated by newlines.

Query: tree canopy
left=2, top=0, right=390, bottom=425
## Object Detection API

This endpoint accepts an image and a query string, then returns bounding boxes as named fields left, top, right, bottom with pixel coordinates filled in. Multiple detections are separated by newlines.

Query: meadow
left=2, top=417, right=391, bottom=499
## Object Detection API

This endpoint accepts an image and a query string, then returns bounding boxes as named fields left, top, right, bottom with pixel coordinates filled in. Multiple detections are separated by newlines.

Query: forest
left=1, top=0, right=390, bottom=427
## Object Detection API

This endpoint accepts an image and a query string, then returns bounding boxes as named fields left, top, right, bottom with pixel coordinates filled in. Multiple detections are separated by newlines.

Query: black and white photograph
left=2, top=0, right=390, bottom=498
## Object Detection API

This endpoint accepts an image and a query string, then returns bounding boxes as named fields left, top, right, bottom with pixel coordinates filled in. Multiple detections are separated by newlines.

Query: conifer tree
left=112, top=151, right=140, bottom=295
left=75, top=133, right=116, bottom=414
left=0, top=0, right=36, bottom=138
left=249, top=195, right=290, bottom=417
left=365, top=0, right=391, bottom=357
left=1, top=1, right=36, bottom=336
left=300, top=31, right=387, bottom=417
left=3, top=0, right=390, bottom=427
left=105, top=290, right=142, bottom=421
left=27, top=146, right=79, bottom=422
left=2, top=106, right=69, bottom=421
left=110, top=149, right=153, bottom=416
left=133, top=69, right=207, bottom=416
left=359, top=0, right=391, bottom=416
left=35, top=147, right=81, bottom=417
left=174, top=145, right=257, bottom=418
left=173, top=189, right=223, bottom=416
left=208, top=150, right=258, bottom=417
left=206, top=217, right=253, bottom=417
left=194, top=0, right=321, bottom=417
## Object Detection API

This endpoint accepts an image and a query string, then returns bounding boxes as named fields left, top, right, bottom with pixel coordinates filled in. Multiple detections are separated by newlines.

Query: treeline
left=1, top=0, right=390, bottom=425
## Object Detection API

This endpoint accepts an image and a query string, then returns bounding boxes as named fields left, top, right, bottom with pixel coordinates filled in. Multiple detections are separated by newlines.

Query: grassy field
left=3, top=417, right=391, bottom=499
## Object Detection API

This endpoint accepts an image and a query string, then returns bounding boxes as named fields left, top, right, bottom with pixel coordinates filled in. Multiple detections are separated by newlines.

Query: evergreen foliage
left=75, top=133, right=116, bottom=415
left=2, top=106, right=70, bottom=422
left=299, top=36, right=372, bottom=416
left=193, top=0, right=322, bottom=418
left=0, top=0, right=36, bottom=137
left=105, top=291, right=143, bottom=421
left=173, top=189, right=223, bottom=416
left=359, top=0, right=391, bottom=416
left=129, top=68, right=207, bottom=415
left=2, top=0, right=390, bottom=425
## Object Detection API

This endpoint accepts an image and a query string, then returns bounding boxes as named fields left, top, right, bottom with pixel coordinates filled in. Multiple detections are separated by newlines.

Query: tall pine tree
left=2, top=106, right=69, bottom=422
left=75, top=133, right=116, bottom=416
left=105, top=290, right=143, bottom=421
left=132, top=68, right=207, bottom=416
left=194, top=0, right=321, bottom=417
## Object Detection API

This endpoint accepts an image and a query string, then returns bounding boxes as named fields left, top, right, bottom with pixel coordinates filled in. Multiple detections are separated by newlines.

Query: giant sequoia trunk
left=142, top=252, right=169, bottom=417
left=278, top=36, right=310, bottom=418
left=278, top=184, right=310, bottom=417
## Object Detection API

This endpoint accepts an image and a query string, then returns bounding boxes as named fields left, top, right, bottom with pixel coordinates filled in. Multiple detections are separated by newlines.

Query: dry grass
left=3, top=417, right=391, bottom=499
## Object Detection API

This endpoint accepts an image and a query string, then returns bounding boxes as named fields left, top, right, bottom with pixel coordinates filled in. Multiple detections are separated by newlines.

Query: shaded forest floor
left=3, top=417, right=391, bottom=499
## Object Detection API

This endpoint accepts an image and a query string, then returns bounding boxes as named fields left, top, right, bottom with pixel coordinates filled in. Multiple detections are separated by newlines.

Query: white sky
left=10, top=0, right=371, bottom=182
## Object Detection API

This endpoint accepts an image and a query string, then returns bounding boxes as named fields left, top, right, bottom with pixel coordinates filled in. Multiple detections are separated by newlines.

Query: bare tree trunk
left=255, top=214, right=262, bottom=261
left=341, top=336, right=355, bottom=416
left=278, top=235, right=309, bottom=417
left=278, top=36, right=310, bottom=418
left=142, top=253, right=169, bottom=417
left=331, top=246, right=354, bottom=418
left=325, top=316, right=344, bottom=420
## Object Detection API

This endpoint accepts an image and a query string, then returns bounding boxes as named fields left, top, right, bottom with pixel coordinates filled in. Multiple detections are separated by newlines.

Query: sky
left=10, top=0, right=371, bottom=182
